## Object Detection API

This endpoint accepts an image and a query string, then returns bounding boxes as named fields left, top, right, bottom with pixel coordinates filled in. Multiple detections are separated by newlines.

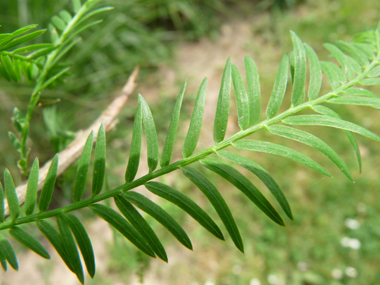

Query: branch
left=4, top=67, right=139, bottom=217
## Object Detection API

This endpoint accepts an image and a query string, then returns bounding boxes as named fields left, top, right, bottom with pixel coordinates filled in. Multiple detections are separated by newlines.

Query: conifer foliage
left=1, top=0, right=380, bottom=282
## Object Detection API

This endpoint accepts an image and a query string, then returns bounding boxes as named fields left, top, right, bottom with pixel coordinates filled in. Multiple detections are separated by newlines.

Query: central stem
left=0, top=92, right=336, bottom=230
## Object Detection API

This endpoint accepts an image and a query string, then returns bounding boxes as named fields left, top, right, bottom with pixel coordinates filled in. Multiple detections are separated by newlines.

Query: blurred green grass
left=1, top=0, right=380, bottom=284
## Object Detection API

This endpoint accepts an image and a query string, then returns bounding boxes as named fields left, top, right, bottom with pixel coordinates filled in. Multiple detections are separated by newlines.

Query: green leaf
left=323, top=43, right=357, bottom=80
left=64, top=214, right=95, bottom=278
left=21, top=122, right=29, bottom=155
left=290, top=31, right=306, bottom=106
left=57, top=215, right=84, bottom=284
left=123, top=191, right=193, bottom=250
left=232, top=64, right=249, bottom=130
left=217, top=151, right=292, bottom=219
left=12, top=43, right=53, bottom=54
left=51, top=16, right=67, bottom=31
left=73, top=7, right=114, bottom=29
left=38, top=154, right=59, bottom=212
left=25, top=158, right=39, bottom=215
left=1, top=55, right=18, bottom=82
left=335, top=41, right=369, bottom=67
left=324, top=43, right=346, bottom=66
left=0, top=33, right=11, bottom=39
left=283, top=115, right=380, bottom=142
left=13, top=58, right=22, bottom=82
left=245, top=55, right=261, bottom=125
left=51, top=38, right=81, bottom=67
left=92, top=124, right=106, bottom=196
left=62, top=20, right=103, bottom=47
left=11, top=107, right=25, bottom=132
left=354, top=31, right=376, bottom=43
left=359, top=78, right=380, bottom=86
left=328, top=96, right=380, bottom=110
left=181, top=166, right=243, bottom=253
left=234, top=140, right=331, bottom=176
left=0, top=234, right=18, bottom=271
left=160, top=80, right=187, bottom=167
left=0, top=183, right=4, bottom=222
left=90, top=204, right=156, bottom=257
left=28, top=46, right=57, bottom=59
left=320, top=61, right=346, bottom=90
left=312, top=105, right=362, bottom=172
left=29, top=63, right=39, bottom=79
left=1, top=37, right=15, bottom=51
left=354, top=31, right=375, bottom=44
left=367, top=65, right=380, bottom=77
left=288, top=50, right=296, bottom=81
left=59, top=10, right=73, bottom=24
left=12, top=108, right=25, bottom=130
left=145, top=181, right=224, bottom=240
left=37, top=220, right=75, bottom=272
left=0, top=34, right=12, bottom=47
left=125, top=104, right=143, bottom=182
left=139, top=95, right=159, bottom=172
left=3, top=30, right=46, bottom=50
left=9, top=227, right=50, bottom=259
left=0, top=242, right=7, bottom=271
left=268, top=125, right=353, bottom=180
left=304, top=44, right=322, bottom=101
left=11, top=24, right=38, bottom=37
left=200, top=157, right=285, bottom=226
left=345, top=55, right=363, bottom=75
left=8, top=132, right=21, bottom=153
left=73, top=131, right=94, bottom=202
left=72, top=0, right=82, bottom=13
left=4, top=169, right=19, bottom=221
left=37, top=67, right=70, bottom=92
left=342, top=87, right=377, bottom=98
left=356, top=36, right=377, bottom=50
left=352, top=43, right=375, bottom=59
left=310, top=104, right=344, bottom=117
left=266, top=54, right=289, bottom=118
left=0, top=61, right=11, bottom=81
left=213, top=58, right=231, bottom=142
left=115, top=195, right=168, bottom=262
left=182, top=77, right=208, bottom=157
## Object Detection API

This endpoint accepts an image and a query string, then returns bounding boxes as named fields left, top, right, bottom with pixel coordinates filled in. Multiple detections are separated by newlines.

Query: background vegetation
left=0, top=0, right=380, bottom=284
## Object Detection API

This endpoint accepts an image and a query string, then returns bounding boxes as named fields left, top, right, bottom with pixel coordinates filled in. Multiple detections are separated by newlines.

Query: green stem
left=0, top=51, right=42, bottom=67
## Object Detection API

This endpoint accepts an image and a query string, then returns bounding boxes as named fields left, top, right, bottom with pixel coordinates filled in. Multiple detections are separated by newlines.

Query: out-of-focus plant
left=1, top=0, right=380, bottom=284
left=0, top=0, right=224, bottom=97
left=0, top=0, right=113, bottom=176
left=0, top=0, right=225, bottom=170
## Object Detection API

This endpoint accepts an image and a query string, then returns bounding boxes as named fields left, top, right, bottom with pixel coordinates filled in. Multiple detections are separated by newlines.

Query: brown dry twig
left=4, top=67, right=139, bottom=217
